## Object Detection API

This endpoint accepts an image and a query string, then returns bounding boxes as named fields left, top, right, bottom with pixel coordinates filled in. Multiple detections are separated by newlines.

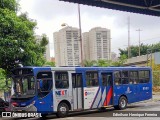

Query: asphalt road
left=2, top=94, right=160, bottom=120
left=42, top=99, right=160, bottom=120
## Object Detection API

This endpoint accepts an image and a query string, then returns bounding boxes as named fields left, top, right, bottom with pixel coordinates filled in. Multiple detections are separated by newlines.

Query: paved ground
left=2, top=94, right=160, bottom=120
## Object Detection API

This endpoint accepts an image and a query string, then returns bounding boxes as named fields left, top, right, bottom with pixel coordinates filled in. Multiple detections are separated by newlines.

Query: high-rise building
left=35, top=35, right=51, bottom=61
left=82, top=27, right=111, bottom=61
left=54, top=26, right=81, bottom=66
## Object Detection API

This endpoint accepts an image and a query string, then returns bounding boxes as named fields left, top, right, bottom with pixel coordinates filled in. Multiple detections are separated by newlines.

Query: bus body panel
left=35, top=91, right=53, bottom=114
left=10, top=66, right=152, bottom=115
left=83, top=87, right=100, bottom=109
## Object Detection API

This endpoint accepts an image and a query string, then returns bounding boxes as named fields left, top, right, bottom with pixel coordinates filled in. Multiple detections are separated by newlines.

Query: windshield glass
left=12, top=76, right=35, bottom=96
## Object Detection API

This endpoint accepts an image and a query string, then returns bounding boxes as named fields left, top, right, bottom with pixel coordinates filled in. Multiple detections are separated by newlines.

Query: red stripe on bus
left=103, top=87, right=113, bottom=106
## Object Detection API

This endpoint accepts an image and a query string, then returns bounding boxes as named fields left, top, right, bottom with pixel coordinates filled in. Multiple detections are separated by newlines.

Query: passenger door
left=101, top=72, right=113, bottom=107
left=72, top=73, right=83, bottom=110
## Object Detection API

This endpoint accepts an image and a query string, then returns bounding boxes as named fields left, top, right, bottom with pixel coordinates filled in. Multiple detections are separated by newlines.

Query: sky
left=19, top=0, right=160, bottom=57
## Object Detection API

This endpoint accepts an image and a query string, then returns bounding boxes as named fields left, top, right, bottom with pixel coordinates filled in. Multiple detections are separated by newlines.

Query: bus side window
left=129, top=71, right=138, bottom=84
left=139, top=70, right=150, bottom=83
left=102, top=73, right=112, bottom=86
left=86, top=71, right=99, bottom=87
left=114, top=71, right=121, bottom=85
left=55, top=72, right=69, bottom=89
left=121, top=71, right=129, bottom=84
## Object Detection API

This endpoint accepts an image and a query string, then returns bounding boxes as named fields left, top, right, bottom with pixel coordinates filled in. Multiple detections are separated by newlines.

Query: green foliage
left=0, top=0, right=48, bottom=75
left=83, top=60, right=97, bottom=67
left=119, top=43, right=160, bottom=58
left=0, top=0, right=18, bottom=12
left=83, top=56, right=127, bottom=67
left=40, top=34, right=49, bottom=47
left=153, top=72, right=160, bottom=86
left=97, top=59, right=111, bottom=67
left=0, top=68, right=6, bottom=90
left=44, top=61, right=55, bottom=67
left=112, top=54, right=127, bottom=66
left=149, top=60, right=160, bottom=86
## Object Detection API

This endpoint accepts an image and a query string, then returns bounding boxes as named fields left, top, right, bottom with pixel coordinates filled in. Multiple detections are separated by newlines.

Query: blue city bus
left=9, top=66, right=152, bottom=117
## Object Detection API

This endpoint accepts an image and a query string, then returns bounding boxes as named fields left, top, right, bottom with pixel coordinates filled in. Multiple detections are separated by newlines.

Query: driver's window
left=37, top=71, right=53, bottom=98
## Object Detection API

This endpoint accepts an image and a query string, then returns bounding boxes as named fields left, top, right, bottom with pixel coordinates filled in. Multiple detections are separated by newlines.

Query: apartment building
left=83, top=27, right=111, bottom=61
left=54, top=26, right=81, bottom=66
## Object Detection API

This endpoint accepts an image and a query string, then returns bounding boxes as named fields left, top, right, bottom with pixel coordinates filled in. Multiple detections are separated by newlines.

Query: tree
left=97, top=59, right=111, bottom=67
left=44, top=61, right=55, bottom=67
left=0, top=0, right=48, bottom=75
left=83, top=60, right=96, bottom=67
left=112, top=54, right=127, bottom=66
left=119, top=43, right=160, bottom=58
left=0, top=68, right=6, bottom=91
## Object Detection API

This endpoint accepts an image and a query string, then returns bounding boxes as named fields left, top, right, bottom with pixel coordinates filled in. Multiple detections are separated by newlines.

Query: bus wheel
left=113, top=105, right=119, bottom=110
left=118, top=96, right=127, bottom=110
left=56, top=102, right=69, bottom=118
left=41, top=114, right=47, bottom=118
left=99, top=107, right=106, bottom=112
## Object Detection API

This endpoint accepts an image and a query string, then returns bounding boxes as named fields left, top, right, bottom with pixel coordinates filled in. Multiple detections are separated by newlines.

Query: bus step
left=103, top=105, right=113, bottom=108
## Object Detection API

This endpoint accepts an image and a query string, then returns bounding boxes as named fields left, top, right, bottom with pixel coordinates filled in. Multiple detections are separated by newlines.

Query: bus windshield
left=12, top=76, right=35, bottom=97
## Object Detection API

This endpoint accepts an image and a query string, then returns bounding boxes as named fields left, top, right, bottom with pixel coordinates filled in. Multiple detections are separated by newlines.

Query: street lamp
left=61, top=23, right=68, bottom=27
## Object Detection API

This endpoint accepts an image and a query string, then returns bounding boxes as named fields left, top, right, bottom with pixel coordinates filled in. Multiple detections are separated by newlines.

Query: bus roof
left=15, top=66, right=151, bottom=71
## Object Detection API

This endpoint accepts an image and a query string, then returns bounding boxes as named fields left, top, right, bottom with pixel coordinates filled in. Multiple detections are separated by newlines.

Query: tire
left=117, top=96, right=127, bottom=110
left=99, top=107, right=106, bottom=112
left=41, top=114, right=48, bottom=118
left=56, top=102, right=69, bottom=118
left=114, top=105, right=119, bottom=110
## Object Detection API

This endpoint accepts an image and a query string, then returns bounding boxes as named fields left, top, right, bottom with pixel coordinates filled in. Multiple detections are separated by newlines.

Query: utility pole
left=128, top=16, right=130, bottom=58
left=78, top=4, right=83, bottom=66
left=136, top=29, right=142, bottom=56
